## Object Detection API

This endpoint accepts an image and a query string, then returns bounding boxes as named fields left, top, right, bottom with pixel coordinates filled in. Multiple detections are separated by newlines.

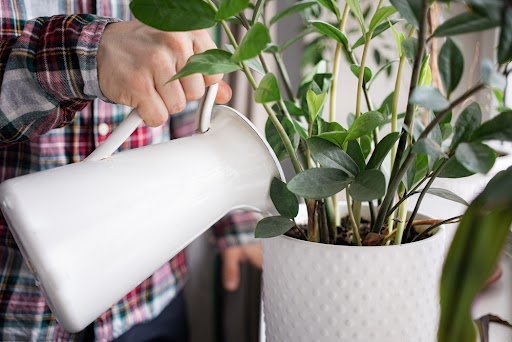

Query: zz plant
left=130, top=0, right=512, bottom=340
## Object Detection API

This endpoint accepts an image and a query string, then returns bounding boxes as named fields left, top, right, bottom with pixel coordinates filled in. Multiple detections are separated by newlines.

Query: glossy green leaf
left=498, top=6, right=512, bottom=64
left=225, top=44, right=264, bottom=75
left=254, top=73, right=281, bottom=103
left=171, top=49, right=241, bottom=80
left=425, top=188, right=469, bottom=206
left=437, top=158, right=475, bottom=179
left=265, top=116, right=300, bottom=161
left=360, top=135, right=372, bottom=158
left=130, top=0, right=216, bottom=31
left=440, top=168, right=512, bottom=342
left=406, top=154, right=428, bottom=190
left=270, top=178, right=299, bottom=218
left=347, top=140, right=366, bottom=171
left=308, top=137, right=360, bottom=177
left=412, top=138, right=448, bottom=159
left=350, top=64, right=372, bottom=83
left=315, top=132, right=349, bottom=148
left=369, top=6, right=397, bottom=32
left=270, top=0, right=317, bottom=25
left=455, top=142, right=497, bottom=174
left=390, top=20, right=406, bottom=56
left=451, top=103, right=482, bottom=151
left=309, top=20, right=348, bottom=46
left=471, top=111, right=512, bottom=142
left=402, top=37, right=418, bottom=65
left=480, top=59, right=506, bottom=90
left=428, top=121, right=444, bottom=170
left=255, top=216, right=296, bottom=238
left=306, top=89, right=327, bottom=122
left=232, top=22, right=271, bottom=62
left=216, top=0, right=250, bottom=21
left=349, top=169, right=386, bottom=201
left=438, top=39, right=464, bottom=97
left=433, top=11, right=500, bottom=37
left=409, top=86, right=450, bottom=111
left=366, top=132, right=400, bottom=170
left=352, top=19, right=400, bottom=49
left=390, top=0, right=422, bottom=28
left=287, top=168, right=351, bottom=199
left=346, top=111, right=386, bottom=141
left=346, top=0, right=366, bottom=34
left=317, top=0, right=341, bottom=20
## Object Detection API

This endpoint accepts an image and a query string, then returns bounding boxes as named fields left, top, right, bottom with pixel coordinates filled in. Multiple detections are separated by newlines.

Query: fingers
left=137, top=88, right=169, bottom=127
left=215, top=80, right=232, bottom=104
left=222, top=247, right=242, bottom=292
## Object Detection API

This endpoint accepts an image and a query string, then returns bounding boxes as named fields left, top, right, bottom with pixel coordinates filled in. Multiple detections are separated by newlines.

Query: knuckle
left=148, top=49, right=168, bottom=68
left=185, top=85, right=205, bottom=101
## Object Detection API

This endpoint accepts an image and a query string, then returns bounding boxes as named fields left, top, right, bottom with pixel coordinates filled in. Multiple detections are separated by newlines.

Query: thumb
left=222, top=247, right=242, bottom=292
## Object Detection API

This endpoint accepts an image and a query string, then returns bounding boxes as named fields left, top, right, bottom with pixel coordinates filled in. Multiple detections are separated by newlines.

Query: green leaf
left=406, top=154, right=428, bottom=190
left=428, top=121, right=444, bottom=170
left=439, top=168, right=512, bottom=342
left=349, top=64, right=372, bottom=83
left=360, top=135, right=372, bottom=158
left=309, top=20, right=348, bottom=46
left=390, top=0, right=421, bottom=28
left=471, top=111, right=512, bottom=142
left=315, top=132, right=348, bottom=148
left=438, top=39, right=464, bottom=97
left=366, top=132, right=400, bottom=170
left=308, top=137, right=360, bottom=177
left=270, top=0, right=317, bottom=25
left=498, top=6, right=512, bottom=64
left=352, top=19, right=401, bottom=49
left=265, top=116, right=300, bottom=161
left=412, top=138, right=448, bottom=159
left=225, top=44, right=264, bottom=75
left=347, top=140, right=366, bottom=171
left=418, top=53, right=432, bottom=87
left=425, top=188, right=469, bottom=206
left=440, top=123, right=453, bottom=141
left=270, top=178, right=299, bottom=218
left=317, top=0, right=341, bottom=20
left=437, top=158, right=475, bottom=179
left=402, top=37, right=418, bottom=65
left=215, top=0, right=250, bottom=21
left=346, top=111, right=386, bottom=141
left=369, top=6, right=397, bottom=32
left=171, top=49, right=241, bottom=81
left=349, top=169, right=386, bottom=201
left=451, top=103, right=482, bottom=151
left=368, top=59, right=399, bottom=89
left=254, top=73, right=281, bottom=103
left=255, top=216, right=295, bottom=238
left=346, top=0, right=366, bottom=34
left=232, top=22, right=271, bottom=62
left=455, top=142, right=497, bottom=174
left=480, top=59, right=506, bottom=90
left=433, top=11, right=500, bottom=37
left=287, top=168, right=351, bottom=199
left=409, top=86, right=450, bottom=111
left=306, top=89, right=327, bottom=122
left=130, top=0, right=216, bottom=31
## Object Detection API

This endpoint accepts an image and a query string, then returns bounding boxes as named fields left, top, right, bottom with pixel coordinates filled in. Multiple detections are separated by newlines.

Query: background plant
left=130, top=0, right=512, bottom=340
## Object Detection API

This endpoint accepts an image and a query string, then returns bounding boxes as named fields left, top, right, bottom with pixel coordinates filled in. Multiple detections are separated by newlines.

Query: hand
left=97, top=21, right=232, bottom=127
left=221, top=243, right=262, bottom=292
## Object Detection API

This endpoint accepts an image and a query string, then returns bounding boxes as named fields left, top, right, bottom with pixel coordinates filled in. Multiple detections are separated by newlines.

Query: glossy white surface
left=262, top=203, right=446, bottom=342
left=0, top=105, right=284, bottom=333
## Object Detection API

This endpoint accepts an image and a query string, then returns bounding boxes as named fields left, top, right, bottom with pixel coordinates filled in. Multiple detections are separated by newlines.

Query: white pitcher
left=0, top=85, right=284, bottom=332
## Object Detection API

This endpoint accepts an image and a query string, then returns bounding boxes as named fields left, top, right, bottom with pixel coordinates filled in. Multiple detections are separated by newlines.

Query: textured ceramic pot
left=262, top=202, right=446, bottom=342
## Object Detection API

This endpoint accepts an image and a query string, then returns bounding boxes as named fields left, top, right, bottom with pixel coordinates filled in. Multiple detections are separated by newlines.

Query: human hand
left=221, top=243, right=262, bottom=292
left=97, top=21, right=232, bottom=126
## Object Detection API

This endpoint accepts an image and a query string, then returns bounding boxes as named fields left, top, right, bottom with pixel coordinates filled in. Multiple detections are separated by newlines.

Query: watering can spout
left=0, top=88, right=284, bottom=332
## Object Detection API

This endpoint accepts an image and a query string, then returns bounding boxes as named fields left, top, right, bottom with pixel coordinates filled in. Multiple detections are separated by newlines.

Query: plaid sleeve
left=0, top=14, right=119, bottom=146
left=211, top=210, right=262, bottom=250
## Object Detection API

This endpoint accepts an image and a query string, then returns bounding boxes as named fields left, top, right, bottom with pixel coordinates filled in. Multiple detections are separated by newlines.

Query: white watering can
left=0, top=85, right=284, bottom=332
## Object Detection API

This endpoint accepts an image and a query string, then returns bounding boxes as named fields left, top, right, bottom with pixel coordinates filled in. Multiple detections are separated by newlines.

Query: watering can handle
left=84, top=84, right=218, bottom=162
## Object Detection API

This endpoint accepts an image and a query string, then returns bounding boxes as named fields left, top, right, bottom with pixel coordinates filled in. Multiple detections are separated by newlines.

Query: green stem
left=411, top=216, right=461, bottom=242
left=346, top=188, right=362, bottom=246
left=394, top=192, right=407, bottom=245
left=372, top=0, right=429, bottom=233
left=274, top=53, right=295, bottom=101
left=403, top=157, right=451, bottom=242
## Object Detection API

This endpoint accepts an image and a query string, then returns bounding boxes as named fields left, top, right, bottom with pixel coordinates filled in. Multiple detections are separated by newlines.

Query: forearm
left=0, top=14, right=119, bottom=146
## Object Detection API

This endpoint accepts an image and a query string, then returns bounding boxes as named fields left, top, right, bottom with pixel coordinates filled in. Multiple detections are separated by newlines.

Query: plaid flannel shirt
left=0, top=1, right=258, bottom=341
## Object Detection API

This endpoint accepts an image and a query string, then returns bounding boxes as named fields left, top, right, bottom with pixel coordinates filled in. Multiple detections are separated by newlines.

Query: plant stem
left=394, top=196, right=408, bottom=245
left=372, top=0, right=429, bottom=233
left=307, top=200, right=318, bottom=242
left=411, top=216, right=461, bottom=242
left=318, top=201, right=330, bottom=243
left=346, top=188, right=362, bottom=246
left=403, top=157, right=451, bottom=241
left=274, top=53, right=295, bottom=101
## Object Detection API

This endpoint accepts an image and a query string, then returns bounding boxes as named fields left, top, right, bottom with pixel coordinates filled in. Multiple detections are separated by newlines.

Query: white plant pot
left=262, top=202, right=446, bottom=342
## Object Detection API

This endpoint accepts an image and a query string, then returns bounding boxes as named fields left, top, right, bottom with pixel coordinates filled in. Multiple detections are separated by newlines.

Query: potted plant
left=130, top=0, right=512, bottom=340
